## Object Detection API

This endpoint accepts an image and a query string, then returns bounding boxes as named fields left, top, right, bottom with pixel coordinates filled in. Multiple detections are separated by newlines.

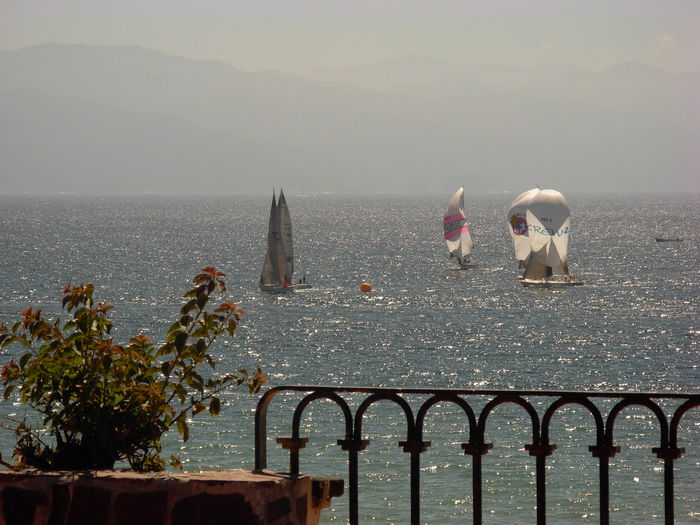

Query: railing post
left=339, top=437, right=370, bottom=525
left=462, top=442, right=493, bottom=525
left=399, top=439, right=431, bottom=525
left=652, top=445, right=685, bottom=525
left=589, top=444, right=620, bottom=525
left=525, top=442, right=557, bottom=525
left=276, top=436, right=309, bottom=476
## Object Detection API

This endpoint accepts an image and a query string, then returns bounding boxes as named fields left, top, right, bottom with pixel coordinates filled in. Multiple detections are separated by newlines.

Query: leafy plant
left=0, top=267, right=266, bottom=471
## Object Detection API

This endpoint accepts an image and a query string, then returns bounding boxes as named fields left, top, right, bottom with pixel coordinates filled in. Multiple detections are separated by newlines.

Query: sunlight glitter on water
left=0, top=193, right=698, bottom=524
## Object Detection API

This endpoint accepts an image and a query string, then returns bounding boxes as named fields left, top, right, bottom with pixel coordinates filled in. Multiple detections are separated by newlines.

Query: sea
left=0, top=192, right=697, bottom=524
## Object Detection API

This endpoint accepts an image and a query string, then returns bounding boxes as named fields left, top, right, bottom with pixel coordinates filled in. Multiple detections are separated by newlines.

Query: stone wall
left=0, top=469, right=343, bottom=525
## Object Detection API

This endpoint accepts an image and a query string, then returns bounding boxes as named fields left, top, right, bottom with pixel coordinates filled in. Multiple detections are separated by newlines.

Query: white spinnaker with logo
left=507, top=188, right=540, bottom=263
left=524, top=189, right=570, bottom=276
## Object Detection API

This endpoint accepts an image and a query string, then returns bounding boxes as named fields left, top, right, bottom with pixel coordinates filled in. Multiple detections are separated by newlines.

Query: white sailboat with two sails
left=444, top=187, right=477, bottom=269
left=259, top=190, right=312, bottom=293
left=507, top=188, right=582, bottom=287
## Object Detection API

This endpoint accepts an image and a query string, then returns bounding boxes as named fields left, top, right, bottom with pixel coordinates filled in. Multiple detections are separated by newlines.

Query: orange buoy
left=359, top=282, right=372, bottom=293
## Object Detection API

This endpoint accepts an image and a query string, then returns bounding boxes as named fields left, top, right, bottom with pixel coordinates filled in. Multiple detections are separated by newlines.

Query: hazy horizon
left=1, top=2, right=698, bottom=195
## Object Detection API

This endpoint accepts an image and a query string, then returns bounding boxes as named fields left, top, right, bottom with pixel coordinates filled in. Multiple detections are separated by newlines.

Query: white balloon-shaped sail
left=523, top=189, right=571, bottom=277
left=507, top=188, right=539, bottom=263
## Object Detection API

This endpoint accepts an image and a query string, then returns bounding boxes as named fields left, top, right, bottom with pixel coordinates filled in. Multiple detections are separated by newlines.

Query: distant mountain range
left=1, top=43, right=698, bottom=194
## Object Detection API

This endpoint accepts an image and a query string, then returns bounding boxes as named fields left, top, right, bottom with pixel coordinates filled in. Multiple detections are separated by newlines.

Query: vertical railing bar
left=536, top=454, right=546, bottom=524
left=349, top=448, right=359, bottom=525
left=254, top=413, right=267, bottom=471
left=600, top=455, right=610, bottom=525
left=473, top=454, right=483, bottom=525
left=526, top=442, right=555, bottom=524
left=410, top=452, right=420, bottom=525
left=664, top=457, right=674, bottom=525
left=290, top=447, right=299, bottom=475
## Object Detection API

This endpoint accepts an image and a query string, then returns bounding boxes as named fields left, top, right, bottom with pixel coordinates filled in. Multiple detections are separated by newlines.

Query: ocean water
left=0, top=193, right=698, bottom=524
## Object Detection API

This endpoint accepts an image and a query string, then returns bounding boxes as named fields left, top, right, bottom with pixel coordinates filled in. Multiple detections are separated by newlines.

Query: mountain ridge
left=1, top=43, right=697, bottom=194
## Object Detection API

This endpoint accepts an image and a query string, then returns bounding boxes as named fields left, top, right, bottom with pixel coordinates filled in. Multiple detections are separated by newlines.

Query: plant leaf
left=209, top=397, right=221, bottom=417
left=173, top=331, right=188, bottom=352
left=176, top=416, right=190, bottom=442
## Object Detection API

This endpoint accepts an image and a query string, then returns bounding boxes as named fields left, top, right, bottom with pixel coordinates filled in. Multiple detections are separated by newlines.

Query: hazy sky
left=1, top=0, right=698, bottom=73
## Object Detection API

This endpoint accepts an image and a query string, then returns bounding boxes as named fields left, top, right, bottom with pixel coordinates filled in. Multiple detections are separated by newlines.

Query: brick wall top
left=0, top=469, right=343, bottom=525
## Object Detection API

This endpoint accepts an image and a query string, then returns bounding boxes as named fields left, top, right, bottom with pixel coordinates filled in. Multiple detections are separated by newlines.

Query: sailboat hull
left=259, top=283, right=313, bottom=293
left=259, top=284, right=292, bottom=293
left=456, top=260, right=478, bottom=269
left=521, top=277, right=583, bottom=287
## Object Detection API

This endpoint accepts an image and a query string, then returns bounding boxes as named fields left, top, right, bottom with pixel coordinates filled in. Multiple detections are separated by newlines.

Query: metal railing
left=254, top=386, right=699, bottom=525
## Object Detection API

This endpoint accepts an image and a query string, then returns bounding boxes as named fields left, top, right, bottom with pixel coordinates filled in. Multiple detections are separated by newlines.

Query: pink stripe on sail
left=444, top=213, right=468, bottom=240
left=443, top=213, right=465, bottom=225
left=444, top=226, right=468, bottom=241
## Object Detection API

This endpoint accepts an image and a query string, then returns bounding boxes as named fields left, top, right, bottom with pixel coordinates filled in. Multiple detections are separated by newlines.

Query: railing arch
left=477, top=393, right=541, bottom=444
left=605, top=396, right=669, bottom=447
left=415, top=393, right=477, bottom=441
left=541, top=395, right=607, bottom=522
left=275, top=390, right=354, bottom=475
left=670, top=399, right=700, bottom=449
left=604, top=396, right=696, bottom=525
left=413, top=394, right=478, bottom=524
left=541, top=394, right=605, bottom=445
left=291, top=390, right=353, bottom=439
left=354, top=392, right=416, bottom=442
left=476, top=394, right=547, bottom=522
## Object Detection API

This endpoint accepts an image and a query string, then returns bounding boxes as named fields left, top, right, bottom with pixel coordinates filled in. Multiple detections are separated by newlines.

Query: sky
left=1, top=0, right=699, bottom=73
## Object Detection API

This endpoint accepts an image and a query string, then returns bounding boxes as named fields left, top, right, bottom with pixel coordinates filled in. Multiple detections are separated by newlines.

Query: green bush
left=0, top=267, right=266, bottom=471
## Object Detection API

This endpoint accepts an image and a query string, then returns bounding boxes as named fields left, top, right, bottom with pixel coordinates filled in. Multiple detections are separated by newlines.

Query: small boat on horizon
left=259, top=190, right=312, bottom=293
left=444, top=187, right=478, bottom=269
left=655, top=237, right=682, bottom=242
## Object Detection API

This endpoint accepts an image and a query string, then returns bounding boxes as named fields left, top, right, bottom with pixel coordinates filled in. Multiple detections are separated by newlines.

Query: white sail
left=507, top=188, right=539, bottom=263
left=277, top=189, right=294, bottom=284
left=260, top=191, right=288, bottom=287
left=260, top=250, right=275, bottom=286
left=521, top=246, right=550, bottom=280
left=260, top=193, right=278, bottom=286
left=523, top=189, right=570, bottom=278
left=443, top=187, right=473, bottom=264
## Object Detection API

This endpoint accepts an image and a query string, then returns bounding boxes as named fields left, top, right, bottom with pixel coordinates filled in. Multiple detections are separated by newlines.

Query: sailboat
left=259, top=190, right=312, bottom=293
left=444, top=187, right=477, bottom=268
left=518, top=189, right=582, bottom=287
